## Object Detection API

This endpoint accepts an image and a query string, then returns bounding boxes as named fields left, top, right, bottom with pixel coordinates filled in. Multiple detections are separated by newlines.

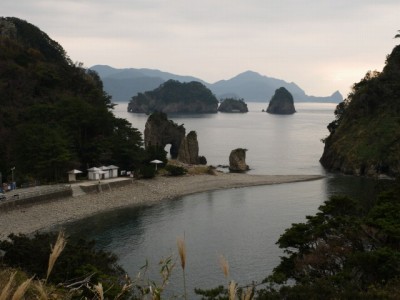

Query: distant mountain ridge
left=90, top=65, right=343, bottom=103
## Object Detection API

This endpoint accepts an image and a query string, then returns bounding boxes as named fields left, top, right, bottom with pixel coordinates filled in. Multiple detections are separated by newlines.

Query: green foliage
left=144, top=145, right=168, bottom=164
left=139, top=164, right=157, bottom=179
left=259, top=180, right=400, bottom=298
left=0, top=17, right=144, bottom=182
left=165, top=164, right=187, bottom=176
left=218, top=98, right=248, bottom=113
left=0, top=232, right=129, bottom=299
left=194, top=285, right=228, bottom=299
left=129, top=79, right=219, bottom=113
left=321, top=44, right=400, bottom=176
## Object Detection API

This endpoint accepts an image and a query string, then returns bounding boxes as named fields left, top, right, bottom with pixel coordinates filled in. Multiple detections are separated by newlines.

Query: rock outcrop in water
left=144, top=112, right=207, bottom=163
left=320, top=44, right=400, bottom=177
left=266, top=87, right=296, bottom=114
left=144, top=112, right=185, bottom=159
left=128, top=80, right=219, bottom=114
left=218, top=98, right=248, bottom=113
left=177, top=131, right=200, bottom=164
left=229, top=148, right=249, bottom=172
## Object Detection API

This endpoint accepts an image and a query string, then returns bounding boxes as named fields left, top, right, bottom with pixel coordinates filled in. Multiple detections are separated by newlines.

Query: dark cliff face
left=144, top=112, right=186, bottom=159
left=128, top=80, right=219, bottom=114
left=320, top=44, right=400, bottom=177
left=218, top=98, right=248, bottom=113
left=266, top=87, right=296, bottom=114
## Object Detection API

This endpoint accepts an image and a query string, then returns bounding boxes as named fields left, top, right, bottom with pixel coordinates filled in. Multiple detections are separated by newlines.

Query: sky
left=2, top=0, right=400, bottom=97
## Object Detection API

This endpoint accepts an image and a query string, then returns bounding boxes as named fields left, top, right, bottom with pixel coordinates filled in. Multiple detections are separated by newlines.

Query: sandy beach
left=0, top=173, right=323, bottom=239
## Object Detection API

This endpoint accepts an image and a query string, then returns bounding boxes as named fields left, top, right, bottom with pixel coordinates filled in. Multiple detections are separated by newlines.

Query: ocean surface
left=64, top=102, right=380, bottom=297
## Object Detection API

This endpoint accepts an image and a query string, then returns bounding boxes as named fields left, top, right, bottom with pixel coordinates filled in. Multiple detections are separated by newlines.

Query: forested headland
left=0, top=17, right=144, bottom=183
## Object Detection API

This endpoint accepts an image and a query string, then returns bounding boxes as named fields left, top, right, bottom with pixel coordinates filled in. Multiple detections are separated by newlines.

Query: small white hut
left=87, top=167, right=102, bottom=180
left=99, top=166, right=110, bottom=179
left=107, top=165, right=119, bottom=178
left=67, top=169, right=82, bottom=182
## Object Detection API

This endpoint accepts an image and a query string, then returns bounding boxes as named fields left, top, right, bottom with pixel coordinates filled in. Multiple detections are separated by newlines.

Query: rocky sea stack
left=144, top=112, right=206, bottom=163
left=266, top=87, right=296, bottom=114
left=218, top=98, right=248, bottom=113
left=229, top=148, right=249, bottom=172
left=320, top=44, right=400, bottom=177
left=128, top=80, right=219, bottom=114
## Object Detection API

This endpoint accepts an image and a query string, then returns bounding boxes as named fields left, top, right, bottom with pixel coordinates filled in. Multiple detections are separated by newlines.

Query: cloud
left=2, top=0, right=400, bottom=95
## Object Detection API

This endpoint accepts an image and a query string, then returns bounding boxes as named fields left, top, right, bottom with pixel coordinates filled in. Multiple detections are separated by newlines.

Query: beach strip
left=0, top=173, right=323, bottom=238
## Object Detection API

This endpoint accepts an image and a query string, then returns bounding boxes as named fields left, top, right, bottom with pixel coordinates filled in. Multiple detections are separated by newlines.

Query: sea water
left=65, top=102, right=380, bottom=297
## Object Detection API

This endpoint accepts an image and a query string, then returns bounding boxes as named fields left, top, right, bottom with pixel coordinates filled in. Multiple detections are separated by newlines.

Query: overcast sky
left=2, top=0, right=400, bottom=97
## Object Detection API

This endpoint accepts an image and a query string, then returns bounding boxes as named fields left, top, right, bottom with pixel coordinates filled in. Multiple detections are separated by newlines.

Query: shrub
left=198, top=155, right=207, bottom=165
left=139, top=164, right=156, bottom=179
left=165, top=164, right=187, bottom=176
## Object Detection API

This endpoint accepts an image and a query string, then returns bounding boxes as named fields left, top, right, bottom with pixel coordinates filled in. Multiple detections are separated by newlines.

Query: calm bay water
left=64, top=102, right=380, bottom=296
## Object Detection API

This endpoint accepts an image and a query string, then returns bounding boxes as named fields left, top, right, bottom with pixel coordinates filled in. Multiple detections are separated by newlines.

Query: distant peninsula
left=90, top=65, right=343, bottom=103
left=127, top=80, right=219, bottom=114
left=320, top=43, right=400, bottom=177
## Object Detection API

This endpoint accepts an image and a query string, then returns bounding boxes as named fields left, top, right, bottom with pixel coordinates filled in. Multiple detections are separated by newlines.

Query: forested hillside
left=0, top=17, right=144, bottom=182
left=320, top=43, right=400, bottom=177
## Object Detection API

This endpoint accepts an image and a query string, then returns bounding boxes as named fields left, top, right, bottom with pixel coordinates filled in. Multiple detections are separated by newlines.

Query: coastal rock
left=229, top=148, right=249, bottom=172
left=266, top=87, right=296, bottom=114
left=177, top=131, right=200, bottom=164
left=218, top=98, right=248, bottom=113
left=128, top=80, right=219, bottom=114
left=320, top=44, right=400, bottom=177
left=144, top=112, right=185, bottom=159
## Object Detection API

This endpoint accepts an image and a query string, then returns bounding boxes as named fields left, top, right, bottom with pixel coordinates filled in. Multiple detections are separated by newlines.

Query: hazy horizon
left=2, top=1, right=400, bottom=97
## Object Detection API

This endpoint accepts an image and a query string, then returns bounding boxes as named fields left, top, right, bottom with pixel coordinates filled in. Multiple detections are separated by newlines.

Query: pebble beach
left=0, top=172, right=323, bottom=239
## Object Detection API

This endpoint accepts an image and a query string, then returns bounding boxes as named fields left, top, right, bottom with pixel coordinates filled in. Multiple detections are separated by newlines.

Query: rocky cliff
left=266, top=87, right=296, bottom=114
left=320, top=44, right=400, bottom=177
left=128, top=80, right=219, bottom=114
left=229, top=148, right=249, bottom=172
left=218, top=98, right=248, bottom=113
left=144, top=112, right=185, bottom=158
left=177, top=131, right=200, bottom=164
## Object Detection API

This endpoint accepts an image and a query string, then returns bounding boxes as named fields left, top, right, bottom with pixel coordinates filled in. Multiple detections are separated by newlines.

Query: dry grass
left=0, top=271, right=16, bottom=300
left=228, top=280, right=237, bottom=300
left=11, top=277, right=32, bottom=300
left=46, top=231, right=67, bottom=281
left=166, top=159, right=216, bottom=175
left=219, top=255, right=230, bottom=279
left=177, top=236, right=187, bottom=300
left=93, top=283, right=104, bottom=300
left=177, top=237, right=186, bottom=270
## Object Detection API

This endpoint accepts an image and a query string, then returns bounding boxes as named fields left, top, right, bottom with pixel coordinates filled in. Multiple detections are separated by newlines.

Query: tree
left=259, top=181, right=400, bottom=299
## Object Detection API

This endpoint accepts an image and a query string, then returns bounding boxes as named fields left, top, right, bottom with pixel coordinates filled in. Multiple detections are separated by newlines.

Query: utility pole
left=11, top=167, right=15, bottom=190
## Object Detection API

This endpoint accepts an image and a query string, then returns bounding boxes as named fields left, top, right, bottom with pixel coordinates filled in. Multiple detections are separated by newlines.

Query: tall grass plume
left=177, top=236, right=187, bottom=300
left=46, top=231, right=67, bottom=282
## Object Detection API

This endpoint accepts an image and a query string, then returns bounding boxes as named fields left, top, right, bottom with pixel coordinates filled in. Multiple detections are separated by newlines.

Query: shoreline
left=0, top=173, right=323, bottom=239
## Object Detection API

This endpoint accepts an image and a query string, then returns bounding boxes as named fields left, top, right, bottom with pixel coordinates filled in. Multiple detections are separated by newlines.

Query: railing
left=0, top=184, right=72, bottom=202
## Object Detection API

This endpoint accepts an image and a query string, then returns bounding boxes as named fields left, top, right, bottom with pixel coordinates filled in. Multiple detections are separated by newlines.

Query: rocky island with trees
left=217, top=98, right=248, bottom=113
left=127, top=80, right=219, bottom=114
